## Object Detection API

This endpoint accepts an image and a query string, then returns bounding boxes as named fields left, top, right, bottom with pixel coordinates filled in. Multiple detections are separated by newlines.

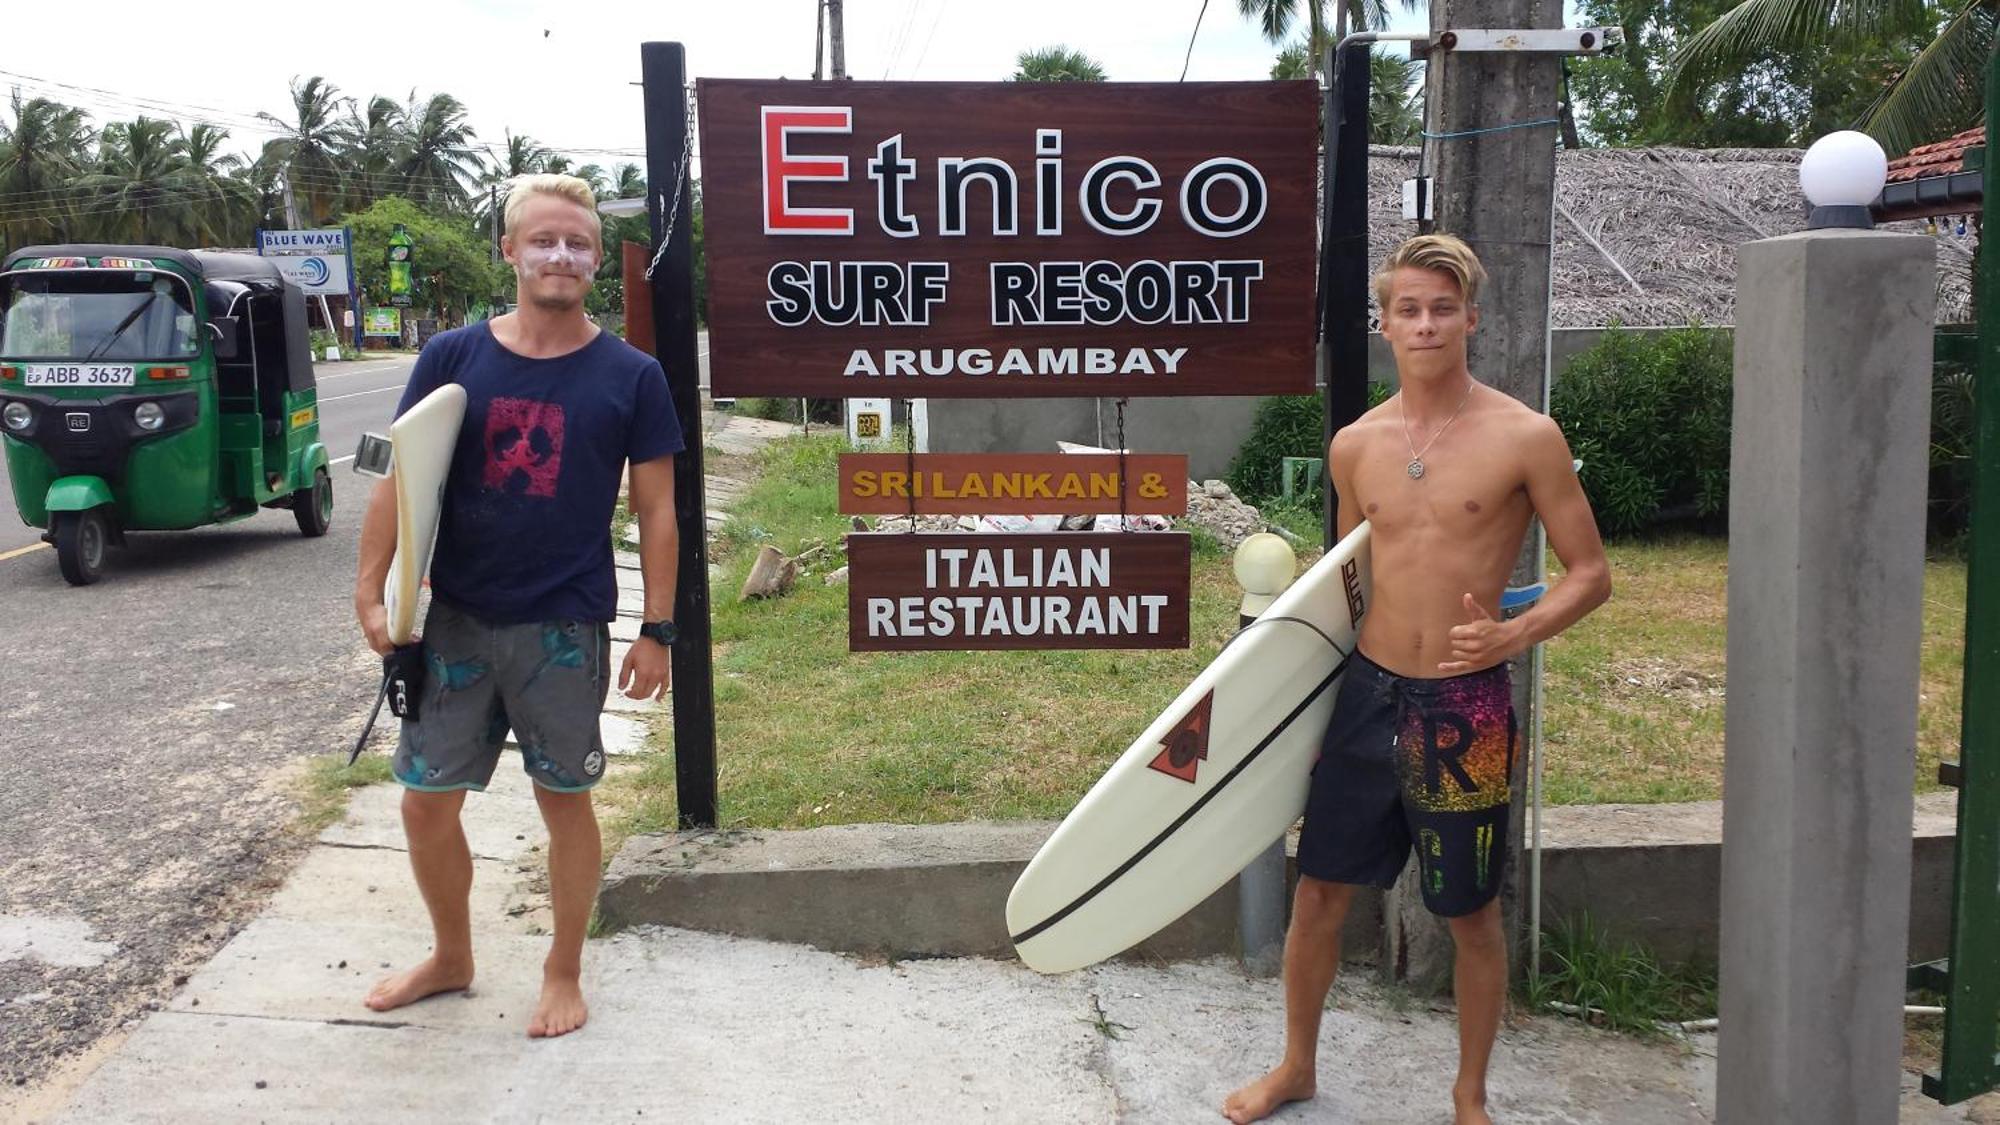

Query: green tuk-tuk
left=0, top=244, right=332, bottom=585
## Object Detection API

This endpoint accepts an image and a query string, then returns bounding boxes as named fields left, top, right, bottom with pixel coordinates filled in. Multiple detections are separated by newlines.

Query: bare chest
left=1351, top=439, right=1530, bottom=542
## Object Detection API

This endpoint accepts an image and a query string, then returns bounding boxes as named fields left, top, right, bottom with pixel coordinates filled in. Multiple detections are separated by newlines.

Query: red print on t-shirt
left=483, top=397, right=564, bottom=498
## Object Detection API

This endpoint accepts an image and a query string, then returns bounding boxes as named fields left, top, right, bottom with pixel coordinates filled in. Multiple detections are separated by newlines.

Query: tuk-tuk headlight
left=134, top=402, right=165, bottom=431
left=2, top=402, right=30, bottom=432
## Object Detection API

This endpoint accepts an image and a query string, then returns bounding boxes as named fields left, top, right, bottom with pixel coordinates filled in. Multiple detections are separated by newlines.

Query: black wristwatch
left=638, top=620, right=679, bottom=646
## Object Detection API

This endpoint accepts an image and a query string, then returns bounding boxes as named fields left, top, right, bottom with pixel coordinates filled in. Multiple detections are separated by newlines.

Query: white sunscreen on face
left=519, top=239, right=596, bottom=276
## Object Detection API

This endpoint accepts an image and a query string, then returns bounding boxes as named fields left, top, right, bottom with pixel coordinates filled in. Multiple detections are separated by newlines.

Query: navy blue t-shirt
left=393, top=322, right=684, bottom=624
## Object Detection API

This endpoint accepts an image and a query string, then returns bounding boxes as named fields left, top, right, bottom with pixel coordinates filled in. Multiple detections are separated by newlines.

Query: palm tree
left=79, top=117, right=199, bottom=244
left=0, top=94, right=95, bottom=249
left=497, top=130, right=552, bottom=179
left=1239, top=0, right=1411, bottom=80
left=1011, top=46, right=1108, bottom=81
left=236, top=142, right=293, bottom=237
left=396, top=92, right=481, bottom=211
left=1369, top=52, right=1425, bottom=143
left=179, top=123, right=255, bottom=246
left=573, top=163, right=610, bottom=199
left=611, top=163, right=646, bottom=201
left=1669, top=0, right=1993, bottom=154
left=257, top=76, right=354, bottom=225
left=344, top=95, right=407, bottom=213
left=1271, top=39, right=1424, bottom=142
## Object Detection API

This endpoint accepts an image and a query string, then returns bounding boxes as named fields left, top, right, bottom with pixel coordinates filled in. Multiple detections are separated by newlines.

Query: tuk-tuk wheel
left=295, top=468, right=333, bottom=538
left=54, top=509, right=108, bottom=586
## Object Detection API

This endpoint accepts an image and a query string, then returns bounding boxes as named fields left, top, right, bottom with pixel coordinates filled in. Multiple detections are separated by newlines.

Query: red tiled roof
left=1886, top=126, right=1984, bottom=183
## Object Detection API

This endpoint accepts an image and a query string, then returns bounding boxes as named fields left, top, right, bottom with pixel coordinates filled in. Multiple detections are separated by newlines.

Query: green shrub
left=1226, top=383, right=1390, bottom=506
left=1551, top=325, right=1733, bottom=537
left=1226, top=392, right=1324, bottom=504
left=737, top=397, right=803, bottom=423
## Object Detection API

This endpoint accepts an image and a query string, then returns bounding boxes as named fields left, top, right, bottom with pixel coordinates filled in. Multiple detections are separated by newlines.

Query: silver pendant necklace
left=1400, top=382, right=1473, bottom=480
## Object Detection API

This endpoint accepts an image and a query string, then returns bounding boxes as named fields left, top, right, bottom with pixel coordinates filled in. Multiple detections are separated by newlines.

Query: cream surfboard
left=384, top=383, right=467, bottom=646
left=1007, top=521, right=1373, bottom=974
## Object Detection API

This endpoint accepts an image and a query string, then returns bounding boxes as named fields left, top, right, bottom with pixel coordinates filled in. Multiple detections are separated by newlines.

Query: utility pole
left=490, top=184, right=501, bottom=265
left=1380, top=0, right=1566, bottom=988
left=279, top=169, right=302, bottom=230
left=828, top=0, right=846, bottom=79
left=814, top=0, right=826, bottom=80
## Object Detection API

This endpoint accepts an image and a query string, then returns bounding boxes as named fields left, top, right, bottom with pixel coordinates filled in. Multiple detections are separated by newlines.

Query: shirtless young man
left=1224, top=234, right=1611, bottom=1124
left=353, top=174, right=684, bottom=1038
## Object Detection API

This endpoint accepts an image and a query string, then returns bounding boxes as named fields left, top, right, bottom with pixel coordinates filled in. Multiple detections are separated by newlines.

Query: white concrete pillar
left=1718, top=229, right=1935, bottom=1123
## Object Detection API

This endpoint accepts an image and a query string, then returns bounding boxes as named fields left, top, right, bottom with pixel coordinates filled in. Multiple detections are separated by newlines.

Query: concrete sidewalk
left=47, top=759, right=1723, bottom=1125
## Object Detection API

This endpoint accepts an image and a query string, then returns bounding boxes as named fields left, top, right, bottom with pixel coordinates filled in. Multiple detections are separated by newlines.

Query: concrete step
left=598, top=821, right=1381, bottom=964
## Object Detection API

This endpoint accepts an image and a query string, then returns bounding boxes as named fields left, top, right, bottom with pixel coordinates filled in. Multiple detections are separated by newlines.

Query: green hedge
left=1551, top=325, right=1734, bottom=537
left=1224, top=383, right=1390, bottom=504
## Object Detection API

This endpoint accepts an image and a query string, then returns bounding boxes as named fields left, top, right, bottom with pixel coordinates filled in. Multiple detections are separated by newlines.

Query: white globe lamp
left=1233, top=532, right=1298, bottom=620
left=1800, top=130, right=1887, bottom=230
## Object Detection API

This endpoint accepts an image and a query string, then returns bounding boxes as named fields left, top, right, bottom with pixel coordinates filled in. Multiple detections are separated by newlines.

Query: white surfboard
left=1007, top=521, right=1373, bottom=974
left=385, top=383, right=467, bottom=646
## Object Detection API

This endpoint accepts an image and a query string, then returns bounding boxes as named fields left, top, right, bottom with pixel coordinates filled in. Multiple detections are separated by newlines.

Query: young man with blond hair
left=1225, top=234, right=1611, bottom=1124
left=353, top=173, right=684, bottom=1038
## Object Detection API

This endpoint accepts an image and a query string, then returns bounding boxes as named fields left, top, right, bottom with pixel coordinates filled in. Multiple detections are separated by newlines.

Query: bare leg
left=1446, top=899, right=1506, bottom=1125
left=527, top=785, right=599, bottom=1038
left=366, top=788, right=476, bottom=1011
left=1222, top=878, right=1358, bottom=1124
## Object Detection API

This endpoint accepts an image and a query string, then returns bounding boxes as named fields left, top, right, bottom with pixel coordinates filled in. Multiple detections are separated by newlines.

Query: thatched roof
left=1362, top=146, right=1977, bottom=327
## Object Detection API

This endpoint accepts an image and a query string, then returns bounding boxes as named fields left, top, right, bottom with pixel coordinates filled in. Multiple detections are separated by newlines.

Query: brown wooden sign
left=838, top=453, right=1187, bottom=516
left=695, top=79, right=1318, bottom=399
left=846, top=532, right=1190, bottom=651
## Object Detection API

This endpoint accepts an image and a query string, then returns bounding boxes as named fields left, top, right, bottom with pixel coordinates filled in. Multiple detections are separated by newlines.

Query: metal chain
left=644, top=88, right=699, bottom=282
left=1115, top=398, right=1130, bottom=532
left=905, top=401, right=918, bottom=530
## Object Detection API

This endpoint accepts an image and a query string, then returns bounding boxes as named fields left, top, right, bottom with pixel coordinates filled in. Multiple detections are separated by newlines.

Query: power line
left=908, top=0, right=949, bottom=78
left=1181, top=0, right=1214, bottom=82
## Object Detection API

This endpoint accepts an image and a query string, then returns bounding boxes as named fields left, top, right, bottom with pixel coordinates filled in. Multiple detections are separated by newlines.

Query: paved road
left=0, top=355, right=415, bottom=1092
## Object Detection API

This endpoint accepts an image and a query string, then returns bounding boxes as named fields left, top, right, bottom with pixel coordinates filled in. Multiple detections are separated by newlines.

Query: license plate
left=23, top=364, right=136, bottom=388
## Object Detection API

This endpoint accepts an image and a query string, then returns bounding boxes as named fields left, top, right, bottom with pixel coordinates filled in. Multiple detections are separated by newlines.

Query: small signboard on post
left=846, top=532, right=1190, bottom=651
left=838, top=453, right=1187, bottom=516
left=846, top=398, right=891, bottom=446
left=363, top=307, right=402, bottom=337
left=696, top=79, right=1318, bottom=399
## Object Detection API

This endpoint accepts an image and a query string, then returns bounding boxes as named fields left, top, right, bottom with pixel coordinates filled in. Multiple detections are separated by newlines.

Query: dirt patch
left=1606, top=657, right=1726, bottom=702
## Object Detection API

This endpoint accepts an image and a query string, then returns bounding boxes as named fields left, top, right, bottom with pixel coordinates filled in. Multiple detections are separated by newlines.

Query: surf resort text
left=759, top=107, right=1270, bottom=383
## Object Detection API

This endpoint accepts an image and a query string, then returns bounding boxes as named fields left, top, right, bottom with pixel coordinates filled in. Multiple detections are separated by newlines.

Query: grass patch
left=1523, top=914, right=1717, bottom=1037
left=1260, top=499, right=1325, bottom=546
left=1541, top=536, right=1967, bottom=805
left=295, top=752, right=394, bottom=836
left=610, top=496, right=636, bottom=550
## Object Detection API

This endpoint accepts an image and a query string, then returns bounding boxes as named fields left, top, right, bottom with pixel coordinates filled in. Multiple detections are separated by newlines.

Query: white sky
left=0, top=1, right=1430, bottom=175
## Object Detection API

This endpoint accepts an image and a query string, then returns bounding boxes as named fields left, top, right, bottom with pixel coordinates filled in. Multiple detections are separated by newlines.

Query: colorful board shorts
left=1297, top=650, right=1515, bottom=917
left=393, top=601, right=612, bottom=794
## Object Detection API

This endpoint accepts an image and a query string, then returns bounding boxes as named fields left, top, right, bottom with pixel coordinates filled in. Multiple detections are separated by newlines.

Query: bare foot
left=1221, top=1063, right=1315, bottom=1124
left=527, top=972, right=588, bottom=1038
left=1454, top=1084, right=1493, bottom=1125
left=363, top=955, right=473, bottom=1012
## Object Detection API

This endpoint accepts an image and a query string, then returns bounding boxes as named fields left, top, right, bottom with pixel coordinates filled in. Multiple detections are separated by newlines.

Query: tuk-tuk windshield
left=0, top=270, right=199, bottom=360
